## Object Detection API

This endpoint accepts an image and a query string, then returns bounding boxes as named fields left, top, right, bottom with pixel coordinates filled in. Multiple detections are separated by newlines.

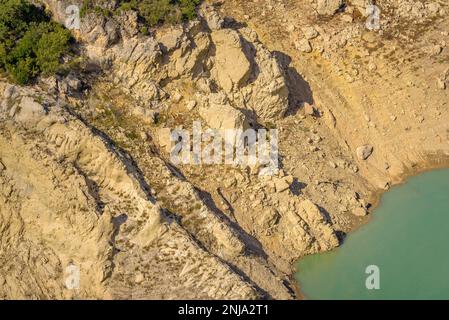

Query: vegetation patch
left=81, top=0, right=201, bottom=27
left=120, top=0, right=200, bottom=26
left=0, top=0, right=72, bottom=85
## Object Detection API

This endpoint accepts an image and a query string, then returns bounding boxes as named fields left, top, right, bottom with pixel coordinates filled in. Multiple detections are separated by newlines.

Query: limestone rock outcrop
left=199, top=93, right=249, bottom=130
left=0, top=82, right=262, bottom=299
left=211, top=29, right=251, bottom=93
left=315, top=0, right=344, bottom=15
left=356, top=145, right=374, bottom=160
left=1, top=0, right=398, bottom=300
left=42, top=2, right=290, bottom=126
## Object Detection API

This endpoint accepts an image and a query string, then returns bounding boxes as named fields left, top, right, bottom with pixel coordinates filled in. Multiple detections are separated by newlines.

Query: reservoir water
left=295, top=169, right=449, bottom=300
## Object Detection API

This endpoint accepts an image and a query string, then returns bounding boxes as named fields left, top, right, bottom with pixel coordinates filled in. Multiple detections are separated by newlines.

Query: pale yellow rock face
left=199, top=93, right=249, bottom=130
left=211, top=29, right=251, bottom=93
left=0, top=83, right=261, bottom=300
left=3, top=0, right=447, bottom=300
left=218, top=0, right=449, bottom=233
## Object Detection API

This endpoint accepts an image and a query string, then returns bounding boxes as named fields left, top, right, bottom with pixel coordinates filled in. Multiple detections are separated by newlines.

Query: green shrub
left=79, top=0, right=90, bottom=18
left=36, top=25, right=71, bottom=75
left=118, top=0, right=201, bottom=26
left=0, top=0, right=71, bottom=84
left=179, top=0, right=200, bottom=21
left=139, top=26, right=149, bottom=35
left=80, top=0, right=202, bottom=32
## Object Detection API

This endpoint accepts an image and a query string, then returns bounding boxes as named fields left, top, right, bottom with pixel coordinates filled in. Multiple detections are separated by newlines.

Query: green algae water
left=295, top=169, right=449, bottom=300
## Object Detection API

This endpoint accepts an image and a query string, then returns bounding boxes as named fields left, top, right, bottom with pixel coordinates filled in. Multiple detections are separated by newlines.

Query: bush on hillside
left=0, top=0, right=71, bottom=85
left=118, top=0, right=201, bottom=26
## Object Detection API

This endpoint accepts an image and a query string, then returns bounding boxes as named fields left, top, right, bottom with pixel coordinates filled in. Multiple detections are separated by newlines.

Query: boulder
left=437, top=68, right=449, bottom=90
left=186, top=100, right=197, bottom=111
left=316, top=0, right=344, bottom=15
left=59, top=74, right=82, bottom=95
left=437, top=78, right=446, bottom=90
left=356, top=144, right=373, bottom=160
left=260, top=209, right=280, bottom=232
left=156, top=26, right=185, bottom=52
left=351, top=0, right=371, bottom=13
left=80, top=13, right=119, bottom=51
left=302, top=26, right=319, bottom=40
left=134, top=272, right=145, bottom=284
left=296, top=39, right=312, bottom=53
left=352, top=207, right=368, bottom=217
left=200, top=4, right=225, bottom=30
left=243, top=39, right=289, bottom=123
left=40, top=76, right=58, bottom=94
left=211, top=29, right=251, bottom=93
left=273, top=175, right=293, bottom=193
left=303, top=102, right=317, bottom=116
left=199, top=94, right=249, bottom=131
left=14, top=96, right=46, bottom=124
left=3, top=84, right=17, bottom=99
left=298, top=199, right=339, bottom=250
left=158, top=128, right=173, bottom=153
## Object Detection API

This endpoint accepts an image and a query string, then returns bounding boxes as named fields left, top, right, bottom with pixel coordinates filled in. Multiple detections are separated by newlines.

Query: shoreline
left=291, top=153, right=449, bottom=300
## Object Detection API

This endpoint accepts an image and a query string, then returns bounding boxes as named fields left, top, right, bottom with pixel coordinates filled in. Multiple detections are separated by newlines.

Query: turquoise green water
left=295, top=169, right=449, bottom=300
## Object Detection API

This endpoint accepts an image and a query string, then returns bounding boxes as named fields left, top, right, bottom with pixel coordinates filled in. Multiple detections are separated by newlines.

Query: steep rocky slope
left=1, top=0, right=448, bottom=299
left=0, top=82, right=268, bottom=299
left=219, top=0, right=449, bottom=228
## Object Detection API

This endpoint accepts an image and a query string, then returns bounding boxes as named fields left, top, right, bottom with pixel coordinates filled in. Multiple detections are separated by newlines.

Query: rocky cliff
left=1, top=0, right=448, bottom=299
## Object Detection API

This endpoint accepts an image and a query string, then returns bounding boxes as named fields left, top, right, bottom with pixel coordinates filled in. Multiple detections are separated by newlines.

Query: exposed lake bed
left=295, top=169, right=449, bottom=300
